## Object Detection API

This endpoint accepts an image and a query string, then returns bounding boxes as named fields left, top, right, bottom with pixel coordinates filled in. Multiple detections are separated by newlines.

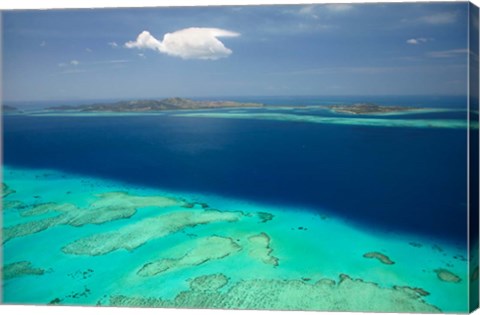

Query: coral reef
left=2, top=183, right=16, bottom=198
left=434, top=269, right=461, bottom=283
left=257, top=212, right=274, bottom=223
left=138, top=236, right=241, bottom=277
left=363, top=252, right=395, bottom=265
left=3, top=191, right=182, bottom=244
left=247, top=233, right=279, bottom=266
left=109, top=273, right=440, bottom=312
left=3, top=261, right=45, bottom=280
left=62, top=210, right=242, bottom=256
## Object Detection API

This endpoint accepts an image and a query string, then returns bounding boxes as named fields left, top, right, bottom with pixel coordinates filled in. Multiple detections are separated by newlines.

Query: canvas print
left=1, top=2, right=479, bottom=313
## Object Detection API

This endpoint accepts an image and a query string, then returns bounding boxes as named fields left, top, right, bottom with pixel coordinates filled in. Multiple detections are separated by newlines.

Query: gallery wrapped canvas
left=1, top=1, right=479, bottom=313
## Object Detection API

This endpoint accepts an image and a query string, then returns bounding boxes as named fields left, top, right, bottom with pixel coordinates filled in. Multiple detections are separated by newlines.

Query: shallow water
left=2, top=166, right=469, bottom=311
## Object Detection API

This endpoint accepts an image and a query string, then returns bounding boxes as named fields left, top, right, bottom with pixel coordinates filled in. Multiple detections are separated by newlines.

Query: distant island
left=326, top=103, right=423, bottom=115
left=2, top=105, right=20, bottom=113
left=48, top=98, right=263, bottom=113
left=5, top=99, right=427, bottom=116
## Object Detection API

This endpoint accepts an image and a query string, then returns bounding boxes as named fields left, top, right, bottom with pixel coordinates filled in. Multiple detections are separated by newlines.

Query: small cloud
left=56, top=59, right=129, bottom=74
left=325, top=4, right=354, bottom=12
left=86, top=48, right=93, bottom=53
left=138, top=53, right=146, bottom=58
left=125, top=27, right=240, bottom=60
left=108, top=41, right=118, bottom=48
left=40, top=41, right=47, bottom=47
left=299, top=5, right=315, bottom=14
left=125, top=31, right=161, bottom=50
left=295, top=4, right=353, bottom=18
left=298, top=5, right=319, bottom=18
left=104, top=60, right=129, bottom=64
left=406, top=37, right=430, bottom=45
left=427, top=49, right=468, bottom=58
left=418, top=12, right=457, bottom=25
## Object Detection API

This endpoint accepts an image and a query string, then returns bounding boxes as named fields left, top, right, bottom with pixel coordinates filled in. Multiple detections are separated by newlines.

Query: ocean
left=1, top=95, right=474, bottom=311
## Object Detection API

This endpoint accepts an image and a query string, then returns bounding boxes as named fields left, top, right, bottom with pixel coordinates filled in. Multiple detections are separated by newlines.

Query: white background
left=0, top=0, right=479, bottom=315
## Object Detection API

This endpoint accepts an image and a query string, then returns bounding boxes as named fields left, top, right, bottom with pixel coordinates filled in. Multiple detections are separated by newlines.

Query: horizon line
left=2, top=94, right=469, bottom=104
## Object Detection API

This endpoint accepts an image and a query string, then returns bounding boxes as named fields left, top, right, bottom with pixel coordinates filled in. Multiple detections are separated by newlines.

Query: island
left=326, top=103, right=423, bottom=115
left=2, top=105, right=20, bottom=113
left=48, top=97, right=263, bottom=113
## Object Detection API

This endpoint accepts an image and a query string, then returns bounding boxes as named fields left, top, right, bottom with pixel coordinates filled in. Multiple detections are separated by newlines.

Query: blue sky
left=2, top=2, right=471, bottom=101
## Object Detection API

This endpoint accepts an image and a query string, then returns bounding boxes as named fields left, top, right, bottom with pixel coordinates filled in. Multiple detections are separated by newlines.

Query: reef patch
left=109, top=273, right=441, bottom=312
left=3, top=261, right=45, bottom=280
left=247, top=233, right=279, bottom=267
left=363, top=252, right=395, bottom=265
left=137, top=236, right=241, bottom=277
left=3, top=190, right=182, bottom=244
left=62, top=210, right=243, bottom=256
left=434, top=269, right=461, bottom=283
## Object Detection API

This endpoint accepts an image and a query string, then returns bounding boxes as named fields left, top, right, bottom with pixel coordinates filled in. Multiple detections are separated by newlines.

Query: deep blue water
left=2, top=96, right=469, bottom=244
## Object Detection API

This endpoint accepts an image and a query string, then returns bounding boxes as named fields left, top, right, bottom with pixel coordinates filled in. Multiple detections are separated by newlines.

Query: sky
left=1, top=2, right=473, bottom=102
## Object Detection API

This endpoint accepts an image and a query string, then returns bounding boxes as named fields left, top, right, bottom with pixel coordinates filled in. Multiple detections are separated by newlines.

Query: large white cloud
left=125, top=27, right=240, bottom=60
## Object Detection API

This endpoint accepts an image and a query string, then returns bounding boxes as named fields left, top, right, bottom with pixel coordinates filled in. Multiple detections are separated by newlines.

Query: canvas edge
left=468, top=1, right=480, bottom=313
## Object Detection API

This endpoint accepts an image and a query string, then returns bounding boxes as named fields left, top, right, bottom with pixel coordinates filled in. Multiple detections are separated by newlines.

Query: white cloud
left=298, top=5, right=315, bottom=15
left=138, top=53, right=146, bottom=58
left=295, top=4, right=353, bottom=19
left=86, top=48, right=93, bottom=52
left=125, top=27, right=240, bottom=60
left=418, top=12, right=457, bottom=25
left=325, top=4, right=354, bottom=12
left=125, top=31, right=162, bottom=50
left=40, top=41, right=46, bottom=47
left=56, top=59, right=129, bottom=74
left=298, top=5, right=319, bottom=18
left=406, top=37, right=429, bottom=45
left=427, top=49, right=468, bottom=58
left=108, top=41, right=118, bottom=48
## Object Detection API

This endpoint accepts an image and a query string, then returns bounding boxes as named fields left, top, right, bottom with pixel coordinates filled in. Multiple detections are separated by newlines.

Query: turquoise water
left=2, top=95, right=475, bottom=311
left=2, top=166, right=469, bottom=311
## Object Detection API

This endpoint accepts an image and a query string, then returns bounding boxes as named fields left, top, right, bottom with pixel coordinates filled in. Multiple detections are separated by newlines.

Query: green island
left=47, top=97, right=263, bottom=112
left=325, top=103, right=424, bottom=115
left=34, top=98, right=428, bottom=116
